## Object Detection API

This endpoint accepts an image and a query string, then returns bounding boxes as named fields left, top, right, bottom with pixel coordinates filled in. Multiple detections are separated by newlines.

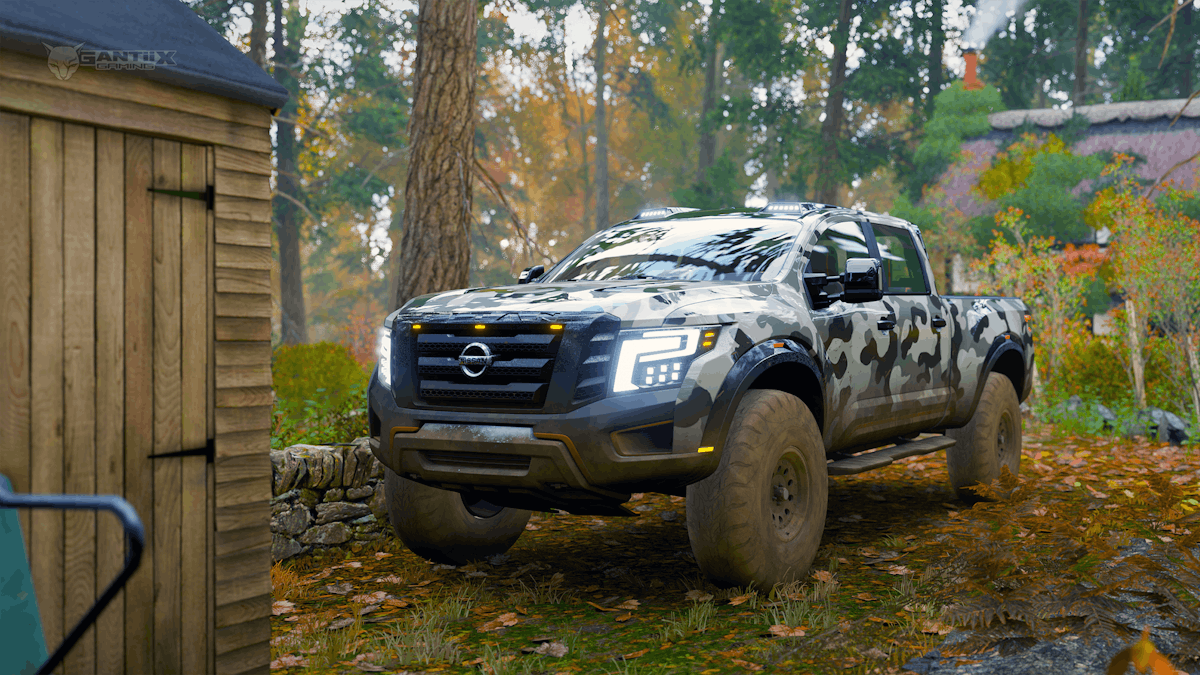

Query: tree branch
left=274, top=188, right=321, bottom=226
left=471, top=158, right=555, bottom=261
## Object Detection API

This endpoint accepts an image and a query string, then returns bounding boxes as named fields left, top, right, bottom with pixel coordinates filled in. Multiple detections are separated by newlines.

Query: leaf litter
left=269, top=418, right=1200, bottom=673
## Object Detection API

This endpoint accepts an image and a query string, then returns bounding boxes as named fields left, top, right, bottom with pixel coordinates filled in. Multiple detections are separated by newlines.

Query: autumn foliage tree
left=1091, top=154, right=1200, bottom=424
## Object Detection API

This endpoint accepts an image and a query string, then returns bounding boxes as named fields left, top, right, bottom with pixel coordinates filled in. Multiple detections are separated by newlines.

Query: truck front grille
left=414, top=325, right=562, bottom=409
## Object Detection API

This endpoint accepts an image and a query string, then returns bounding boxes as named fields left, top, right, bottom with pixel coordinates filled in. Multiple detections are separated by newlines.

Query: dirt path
left=270, top=419, right=1200, bottom=674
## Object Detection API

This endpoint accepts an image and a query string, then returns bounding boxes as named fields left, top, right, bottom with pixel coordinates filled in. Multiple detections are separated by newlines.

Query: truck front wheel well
left=991, top=349, right=1025, bottom=403
left=747, top=363, right=824, bottom=433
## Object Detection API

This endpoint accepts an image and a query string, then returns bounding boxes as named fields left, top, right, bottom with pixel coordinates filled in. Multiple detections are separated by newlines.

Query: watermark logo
left=44, top=43, right=177, bottom=81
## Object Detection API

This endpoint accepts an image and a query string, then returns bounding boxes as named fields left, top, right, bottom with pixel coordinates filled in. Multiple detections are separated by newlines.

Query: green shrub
left=273, top=342, right=368, bottom=412
left=271, top=342, right=371, bottom=450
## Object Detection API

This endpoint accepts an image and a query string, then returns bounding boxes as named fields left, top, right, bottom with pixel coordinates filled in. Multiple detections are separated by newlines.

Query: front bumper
left=367, top=373, right=719, bottom=515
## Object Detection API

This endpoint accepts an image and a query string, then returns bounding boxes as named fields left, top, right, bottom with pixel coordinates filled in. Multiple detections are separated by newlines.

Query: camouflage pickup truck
left=367, top=202, right=1034, bottom=589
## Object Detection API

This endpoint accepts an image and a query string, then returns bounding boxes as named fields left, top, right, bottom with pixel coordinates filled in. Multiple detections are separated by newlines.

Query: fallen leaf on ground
left=615, top=599, right=640, bottom=610
left=731, top=658, right=763, bottom=671
left=272, top=600, right=295, bottom=615
left=686, top=590, right=714, bottom=602
left=525, top=523, right=541, bottom=530
left=328, top=617, right=356, bottom=630
left=854, top=592, right=876, bottom=602
left=373, top=552, right=392, bottom=560
left=325, top=582, right=354, bottom=595
left=478, top=612, right=520, bottom=632
left=409, top=580, right=433, bottom=588
left=586, top=601, right=617, bottom=612
left=728, top=594, right=751, bottom=606
left=614, top=612, right=633, bottom=622
left=884, top=564, right=913, bottom=575
left=373, top=575, right=404, bottom=584
left=350, top=591, right=387, bottom=605
left=533, top=641, right=569, bottom=657
left=384, top=598, right=409, bottom=608
left=270, top=654, right=308, bottom=668
left=622, top=649, right=650, bottom=660
left=812, top=570, right=835, bottom=583
left=768, top=624, right=806, bottom=637
left=863, top=647, right=889, bottom=660
left=921, top=620, right=954, bottom=635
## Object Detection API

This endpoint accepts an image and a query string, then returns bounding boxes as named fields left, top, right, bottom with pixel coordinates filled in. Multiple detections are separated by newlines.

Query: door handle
left=876, top=317, right=896, bottom=331
left=932, top=316, right=947, bottom=328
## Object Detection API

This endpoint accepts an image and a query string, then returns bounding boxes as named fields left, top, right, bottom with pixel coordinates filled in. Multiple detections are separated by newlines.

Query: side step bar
left=826, top=435, right=956, bottom=476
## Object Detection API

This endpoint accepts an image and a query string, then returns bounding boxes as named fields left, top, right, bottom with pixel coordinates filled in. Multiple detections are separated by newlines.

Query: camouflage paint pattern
left=383, top=207, right=1032, bottom=477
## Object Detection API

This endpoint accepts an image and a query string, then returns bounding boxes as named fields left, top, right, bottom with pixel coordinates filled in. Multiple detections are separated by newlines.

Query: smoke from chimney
left=962, top=0, right=1030, bottom=48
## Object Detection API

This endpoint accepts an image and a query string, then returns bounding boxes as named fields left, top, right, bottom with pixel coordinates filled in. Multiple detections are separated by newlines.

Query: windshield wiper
left=613, top=274, right=661, bottom=280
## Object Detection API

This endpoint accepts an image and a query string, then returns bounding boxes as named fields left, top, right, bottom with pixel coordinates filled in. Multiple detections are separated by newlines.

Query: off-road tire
left=946, top=372, right=1022, bottom=502
left=686, top=389, right=828, bottom=590
left=384, top=468, right=530, bottom=565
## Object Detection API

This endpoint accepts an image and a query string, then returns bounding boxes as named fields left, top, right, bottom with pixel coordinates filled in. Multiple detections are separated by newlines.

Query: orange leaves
left=1106, top=627, right=1183, bottom=675
left=685, top=590, right=714, bottom=603
left=477, top=612, right=520, bottom=632
left=768, top=624, right=806, bottom=638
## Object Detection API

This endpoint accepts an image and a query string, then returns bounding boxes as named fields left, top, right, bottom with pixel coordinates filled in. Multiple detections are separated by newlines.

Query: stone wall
left=270, top=438, right=393, bottom=562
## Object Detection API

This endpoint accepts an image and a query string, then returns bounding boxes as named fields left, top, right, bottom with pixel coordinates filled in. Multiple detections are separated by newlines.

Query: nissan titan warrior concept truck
left=367, top=201, right=1034, bottom=589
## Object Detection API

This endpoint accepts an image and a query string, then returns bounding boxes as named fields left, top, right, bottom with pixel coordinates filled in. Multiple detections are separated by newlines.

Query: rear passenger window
left=870, top=223, right=929, bottom=294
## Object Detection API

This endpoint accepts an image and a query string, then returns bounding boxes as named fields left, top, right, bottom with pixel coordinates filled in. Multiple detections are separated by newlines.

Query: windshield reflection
left=544, top=217, right=802, bottom=283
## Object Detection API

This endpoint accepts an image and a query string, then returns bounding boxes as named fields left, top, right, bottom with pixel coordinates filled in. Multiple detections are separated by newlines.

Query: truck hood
left=399, top=279, right=775, bottom=324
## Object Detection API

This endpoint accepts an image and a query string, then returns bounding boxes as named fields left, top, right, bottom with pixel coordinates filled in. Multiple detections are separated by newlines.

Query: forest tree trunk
left=925, top=0, right=944, bottom=119
left=593, top=1, right=610, bottom=231
left=815, top=0, right=853, bottom=204
left=1073, top=0, right=1089, bottom=106
left=696, top=15, right=721, bottom=184
left=250, top=0, right=269, bottom=69
left=273, top=0, right=307, bottom=344
left=1181, top=3, right=1194, bottom=98
left=1127, top=298, right=1147, bottom=408
left=390, top=0, right=477, bottom=311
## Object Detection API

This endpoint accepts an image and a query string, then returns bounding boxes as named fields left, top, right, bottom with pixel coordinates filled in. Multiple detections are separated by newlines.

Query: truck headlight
left=612, top=326, right=718, bottom=393
left=377, top=327, right=392, bottom=388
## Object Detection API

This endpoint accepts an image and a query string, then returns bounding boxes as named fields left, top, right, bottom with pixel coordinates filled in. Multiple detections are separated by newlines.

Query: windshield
left=542, top=216, right=803, bottom=283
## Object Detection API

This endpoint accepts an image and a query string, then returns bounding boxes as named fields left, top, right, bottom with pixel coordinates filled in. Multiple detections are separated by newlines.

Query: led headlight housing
left=612, top=326, right=719, bottom=393
left=376, top=327, right=393, bottom=388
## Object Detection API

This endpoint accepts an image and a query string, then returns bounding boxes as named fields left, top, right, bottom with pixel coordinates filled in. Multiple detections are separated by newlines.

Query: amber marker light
left=475, top=324, right=486, bottom=330
left=550, top=324, right=563, bottom=330
left=412, top=324, right=421, bottom=330
left=704, top=331, right=716, bottom=338
left=703, top=341, right=713, bottom=347
left=698, top=446, right=714, bottom=453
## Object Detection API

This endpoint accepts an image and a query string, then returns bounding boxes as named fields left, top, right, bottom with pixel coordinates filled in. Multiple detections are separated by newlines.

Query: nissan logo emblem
left=458, top=342, right=495, bottom=378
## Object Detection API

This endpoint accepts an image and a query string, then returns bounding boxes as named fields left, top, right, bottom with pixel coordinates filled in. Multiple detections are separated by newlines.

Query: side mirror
left=842, top=258, right=883, bottom=302
left=517, top=265, right=545, bottom=284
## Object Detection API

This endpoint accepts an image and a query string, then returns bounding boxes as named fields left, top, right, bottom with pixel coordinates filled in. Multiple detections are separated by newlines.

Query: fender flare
left=697, top=338, right=823, bottom=460
left=962, top=334, right=1025, bottom=422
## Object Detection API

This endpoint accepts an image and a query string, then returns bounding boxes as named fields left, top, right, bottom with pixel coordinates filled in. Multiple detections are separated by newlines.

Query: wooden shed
left=0, top=1, right=286, bottom=672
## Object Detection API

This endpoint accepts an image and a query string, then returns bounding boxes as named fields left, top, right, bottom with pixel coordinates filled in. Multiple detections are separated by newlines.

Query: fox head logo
left=44, top=43, right=85, bottom=80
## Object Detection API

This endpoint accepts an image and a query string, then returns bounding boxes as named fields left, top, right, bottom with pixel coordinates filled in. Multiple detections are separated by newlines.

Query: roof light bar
left=634, top=206, right=699, bottom=220
left=760, top=201, right=826, bottom=213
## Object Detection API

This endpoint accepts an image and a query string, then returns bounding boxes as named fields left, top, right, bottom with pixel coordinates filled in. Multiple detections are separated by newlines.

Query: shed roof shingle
left=0, top=0, right=288, bottom=110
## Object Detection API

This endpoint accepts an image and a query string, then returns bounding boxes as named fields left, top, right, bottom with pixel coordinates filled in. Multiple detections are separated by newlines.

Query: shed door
left=0, top=113, right=217, bottom=674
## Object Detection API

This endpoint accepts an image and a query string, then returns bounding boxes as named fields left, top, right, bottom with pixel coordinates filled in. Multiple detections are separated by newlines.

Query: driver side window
left=804, top=221, right=871, bottom=305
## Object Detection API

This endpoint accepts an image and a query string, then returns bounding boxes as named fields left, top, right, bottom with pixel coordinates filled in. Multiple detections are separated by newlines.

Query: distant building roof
left=990, top=98, right=1200, bottom=130
left=0, top=0, right=288, bottom=110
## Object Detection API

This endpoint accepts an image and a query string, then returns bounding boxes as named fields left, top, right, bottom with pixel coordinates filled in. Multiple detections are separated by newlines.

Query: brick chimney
left=963, top=48, right=983, bottom=91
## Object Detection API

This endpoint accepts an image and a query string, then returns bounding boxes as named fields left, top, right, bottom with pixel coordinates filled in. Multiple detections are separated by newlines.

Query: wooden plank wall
left=0, top=56, right=275, bottom=673
left=212, top=144, right=274, bottom=675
